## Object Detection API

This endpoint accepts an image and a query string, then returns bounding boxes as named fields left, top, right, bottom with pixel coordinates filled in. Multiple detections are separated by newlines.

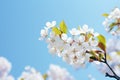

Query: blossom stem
left=103, top=52, right=120, bottom=80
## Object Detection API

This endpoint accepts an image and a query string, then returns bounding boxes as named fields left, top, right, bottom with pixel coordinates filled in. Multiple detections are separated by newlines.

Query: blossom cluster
left=0, top=57, right=14, bottom=80
left=47, top=64, right=74, bottom=80
left=103, top=8, right=120, bottom=36
left=0, top=56, right=74, bottom=80
left=18, top=66, right=44, bottom=80
left=39, top=21, right=100, bottom=68
left=18, top=64, right=75, bottom=80
left=0, top=56, right=75, bottom=80
left=94, top=39, right=120, bottom=76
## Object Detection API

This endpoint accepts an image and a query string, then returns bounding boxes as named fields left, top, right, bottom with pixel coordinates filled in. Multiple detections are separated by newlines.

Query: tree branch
left=103, top=52, right=120, bottom=80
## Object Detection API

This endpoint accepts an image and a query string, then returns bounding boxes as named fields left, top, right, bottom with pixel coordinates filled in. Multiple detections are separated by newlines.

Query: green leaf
left=77, top=26, right=81, bottom=30
left=60, top=21, right=68, bottom=33
left=117, top=51, right=120, bottom=55
left=52, top=27, right=61, bottom=35
left=108, top=22, right=116, bottom=32
left=102, top=13, right=109, bottom=17
left=43, top=74, right=48, bottom=80
left=98, top=42, right=106, bottom=52
left=99, top=54, right=104, bottom=60
left=21, top=78, right=24, bottom=80
left=97, top=34, right=106, bottom=51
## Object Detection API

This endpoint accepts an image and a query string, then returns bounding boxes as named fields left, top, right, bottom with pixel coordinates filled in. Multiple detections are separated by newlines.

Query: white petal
left=52, top=21, right=56, bottom=26
left=83, top=24, right=88, bottom=31
left=61, top=33, right=68, bottom=41
left=67, top=37, right=73, bottom=43
left=46, top=22, right=51, bottom=27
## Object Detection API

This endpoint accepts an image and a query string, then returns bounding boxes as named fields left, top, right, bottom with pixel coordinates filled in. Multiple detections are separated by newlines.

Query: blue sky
left=0, top=0, right=119, bottom=80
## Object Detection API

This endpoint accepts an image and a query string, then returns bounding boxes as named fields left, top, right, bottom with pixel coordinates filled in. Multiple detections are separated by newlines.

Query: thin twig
left=103, top=52, right=120, bottom=80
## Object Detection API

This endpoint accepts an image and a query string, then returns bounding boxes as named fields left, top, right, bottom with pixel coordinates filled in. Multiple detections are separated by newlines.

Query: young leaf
left=43, top=74, right=48, bottom=80
left=98, top=54, right=104, bottom=61
left=117, top=51, right=120, bottom=55
left=60, top=21, right=68, bottom=33
left=52, top=27, right=61, bottom=35
left=108, top=22, right=116, bottom=32
left=97, top=34, right=106, bottom=51
left=77, top=26, right=81, bottom=30
left=20, top=78, right=24, bottom=80
left=102, top=13, right=109, bottom=17
left=98, top=42, right=106, bottom=52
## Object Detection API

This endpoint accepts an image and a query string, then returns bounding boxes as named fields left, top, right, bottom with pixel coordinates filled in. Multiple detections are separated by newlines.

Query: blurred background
left=0, top=0, right=120, bottom=80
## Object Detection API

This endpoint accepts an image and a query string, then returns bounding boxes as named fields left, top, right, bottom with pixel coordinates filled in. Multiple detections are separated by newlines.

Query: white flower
left=61, top=33, right=68, bottom=41
left=46, top=21, right=56, bottom=29
left=3, top=75, right=14, bottom=80
left=0, top=57, right=12, bottom=77
left=47, top=64, right=74, bottom=80
left=62, top=42, right=91, bottom=68
left=70, top=28, right=80, bottom=35
left=89, top=40, right=98, bottom=47
left=102, top=19, right=109, bottom=28
left=40, top=21, right=99, bottom=68
left=0, top=57, right=14, bottom=80
left=18, top=66, right=44, bottom=80
left=66, top=37, right=73, bottom=44
left=108, top=8, right=120, bottom=19
left=0, top=75, right=14, bottom=80
left=103, top=8, right=120, bottom=36
left=39, top=28, right=48, bottom=40
left=75, top=35, right=85, bottom=43
left=107, top=39, right=120, bottom=53
left=79, top=24, right=89, bottom=34
left=48, top=46, right=56, bottom=55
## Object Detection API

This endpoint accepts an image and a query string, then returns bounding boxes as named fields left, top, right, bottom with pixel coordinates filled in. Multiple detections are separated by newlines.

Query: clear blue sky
left=0, top=0, right=119, bottom=80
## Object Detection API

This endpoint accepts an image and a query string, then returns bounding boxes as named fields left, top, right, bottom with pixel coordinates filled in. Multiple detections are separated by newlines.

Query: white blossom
left=0, top=57, right=14, bottom=80
left=66, top=37, right=73, bottom=44
left=40, top=21, right=99, bottom=68
left=0, top=57, right=12, bottom=77
left=46, top=21, right=56, bottom=29
left=107, top=39, right=120, bottom=53
left=1, top=75, right=14, bottom=80
left=79, top=24, right=89, bottom=33
left=61, top=33, right=68, bottom=41
left=69, top=28, right=80, bottom=35
left=103, top=8, right=120, bottom=36
left=18, top=66, right=44, bottom=80
left=39, top=27, right=48, bottom=40
left=47, top=64, right=74, bottom=80
left=108, top=8, right=120, bottom=19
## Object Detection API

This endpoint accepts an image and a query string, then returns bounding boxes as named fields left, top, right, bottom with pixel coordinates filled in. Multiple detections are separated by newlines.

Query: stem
left=103, top=52, right=120, bottom=80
